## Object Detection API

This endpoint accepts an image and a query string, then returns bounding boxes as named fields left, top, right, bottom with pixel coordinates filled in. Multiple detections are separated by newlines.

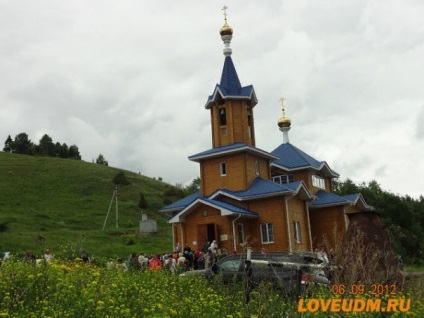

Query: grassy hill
left=0, top=152, right=176, bottom=263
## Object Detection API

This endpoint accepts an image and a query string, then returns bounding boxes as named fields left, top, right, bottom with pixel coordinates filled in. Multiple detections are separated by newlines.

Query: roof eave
left=352, top=194, right=374, bottom=211
left=319, top=162, right=340, bottom=178
left=293, top=182, right=315, bottom=201
left=308, top=201, right=351, bottom=209
left=270, top=162, right=313, bottom=172
left=168, top=198, right=258, bottom=223
left=271, top=162, right=339, bottom=178
left=159, top=207, right=182, bottom=213
left=204, top=86, right=258, bottom=109
left=209, top=189, right=293, bottom=202
left=189, top=145, right=279, bottom=162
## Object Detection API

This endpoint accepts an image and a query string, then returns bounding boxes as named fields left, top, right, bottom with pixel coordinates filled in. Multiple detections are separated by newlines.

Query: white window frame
left=294, top=221, right=301, bottom=244
left=255, top=160, right=260, bottom=176
left=271, top=174, right=294, bottom=184
left=260, top=223, right=274, bottom=244
left=312, top=175, right=326, bottom=189
left=220, top=162, right=227, bottom=176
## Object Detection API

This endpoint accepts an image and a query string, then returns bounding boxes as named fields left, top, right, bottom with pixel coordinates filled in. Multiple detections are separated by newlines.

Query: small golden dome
left=220, top=22, right=233, bottom=36
left=278, top=115, right=291, bottom=128
left=277, top=96, right=291, bottom=128
left=220, top=6, right=233, bottom=36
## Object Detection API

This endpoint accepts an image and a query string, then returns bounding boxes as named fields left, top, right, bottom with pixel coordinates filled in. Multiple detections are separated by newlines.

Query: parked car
left=180, top=251, right=330, bottom=295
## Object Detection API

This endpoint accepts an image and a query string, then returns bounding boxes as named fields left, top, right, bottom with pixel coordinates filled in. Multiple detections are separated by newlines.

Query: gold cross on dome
left=279, top=96, right=286, bottom=112
left=222, top=6, right=228, bottom=21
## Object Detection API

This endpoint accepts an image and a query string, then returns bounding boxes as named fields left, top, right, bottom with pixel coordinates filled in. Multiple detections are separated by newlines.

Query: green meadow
left=0, top=152, right=174, bottom=262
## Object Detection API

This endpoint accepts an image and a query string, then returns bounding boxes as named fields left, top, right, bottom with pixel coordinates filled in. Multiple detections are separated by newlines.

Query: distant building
left=160, top=13, right=372, bottom=254
left=140, top=213, right=157, bottom=233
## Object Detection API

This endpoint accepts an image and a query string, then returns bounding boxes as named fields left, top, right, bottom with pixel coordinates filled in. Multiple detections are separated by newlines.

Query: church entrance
left=197, top=223, right=217, bottom=251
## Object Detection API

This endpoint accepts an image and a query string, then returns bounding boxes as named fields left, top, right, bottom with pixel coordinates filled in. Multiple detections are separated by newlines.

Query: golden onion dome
left=278, top=115, right=291, bottom=128
left=277, top=96, right=291, bottom=128
left=220, top=6, right=233, bottom=36
left=220, top=22, right=233, bottom=36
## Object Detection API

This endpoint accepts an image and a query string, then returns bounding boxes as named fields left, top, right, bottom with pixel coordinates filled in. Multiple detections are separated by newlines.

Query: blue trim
left=189, top=143, right=278, bottom=161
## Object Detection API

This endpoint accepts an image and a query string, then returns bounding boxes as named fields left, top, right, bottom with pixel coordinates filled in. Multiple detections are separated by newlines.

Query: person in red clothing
left=148, top=254, right=162, bottom=271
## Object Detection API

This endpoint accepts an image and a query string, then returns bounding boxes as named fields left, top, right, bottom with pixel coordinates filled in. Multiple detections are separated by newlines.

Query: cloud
left=0, top=0, right=423, bottom=198
left=416, top=105, right=424, bottom=139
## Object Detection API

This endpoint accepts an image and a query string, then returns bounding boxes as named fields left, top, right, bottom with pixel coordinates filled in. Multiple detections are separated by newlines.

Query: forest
left=3, top=132, right=81, bottom=160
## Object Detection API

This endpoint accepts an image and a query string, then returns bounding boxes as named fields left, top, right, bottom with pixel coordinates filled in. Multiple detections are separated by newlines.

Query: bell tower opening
left=219, top=107, right=227, bottom=126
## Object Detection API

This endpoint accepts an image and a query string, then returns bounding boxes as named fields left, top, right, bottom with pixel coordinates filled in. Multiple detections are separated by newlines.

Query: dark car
left=180, top=251, right=330, bottom=295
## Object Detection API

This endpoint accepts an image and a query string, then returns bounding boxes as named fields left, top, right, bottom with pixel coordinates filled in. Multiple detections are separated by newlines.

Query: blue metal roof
left=205, top=56, right=257, bottom=109
left=271, top=143, right=339, bottom=177
left=342, top=193, right=374, bottom=211
left=162, top=177, right=307, bottom=216
left=228, top=177, right=296, bottom=198
left=210, top=177, right=313, bottom=202
left=160, top=190, right=201, bottom=212
left=168, top=197, right=258, bottom=223
left=219, top=56, right=242, bottom=95
left=309, top=190, right=350, bottom=208
left=189, top=142, right=246, bottom=159
left=342, top=193, right=360, bottom=203
left=271, top=143, right=322, bottom=169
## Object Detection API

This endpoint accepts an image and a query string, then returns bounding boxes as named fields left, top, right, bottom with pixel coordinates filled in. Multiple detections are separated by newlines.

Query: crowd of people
left=1, top=249, right=53, bottom=266
left=107, top=241, right=228, bottom=273
left=1, top=241, right=229, bottom=274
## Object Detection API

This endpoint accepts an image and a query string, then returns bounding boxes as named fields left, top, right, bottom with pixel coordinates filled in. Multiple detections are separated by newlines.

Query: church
left=160, top=12, right=373, bottom=255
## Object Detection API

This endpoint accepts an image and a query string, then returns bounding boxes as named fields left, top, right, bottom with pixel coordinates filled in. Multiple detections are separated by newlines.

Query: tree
left=138, top=193, right=148, bottom=209
left=185, top=177, right=201, bottom=195
left=96, top=154, right=108, bottom=166
left=112, top=171, right=130, bottom=186
left=59, top=143, right=69, bottom=158
left=334, top=178, right=424, bottom=264
left=13, top=132, right=33, bottom=155
left=3, top=135, right=13, bottom=152
left=38, top=134, right=55, bottom=156
left=332, top=178, right=358, bottom=195
left=68, top=145, right=81, bottom=160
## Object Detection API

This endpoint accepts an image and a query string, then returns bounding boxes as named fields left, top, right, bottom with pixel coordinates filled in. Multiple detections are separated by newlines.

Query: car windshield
left=219, top=259, right=240, bottom=273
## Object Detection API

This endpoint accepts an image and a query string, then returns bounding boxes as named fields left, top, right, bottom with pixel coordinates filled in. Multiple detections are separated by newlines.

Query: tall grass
left=0, top=259, right=423, bottom=317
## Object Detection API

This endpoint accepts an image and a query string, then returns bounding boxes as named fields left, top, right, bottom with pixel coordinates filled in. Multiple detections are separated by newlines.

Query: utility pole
left=102, top=185, right=119, bottom=230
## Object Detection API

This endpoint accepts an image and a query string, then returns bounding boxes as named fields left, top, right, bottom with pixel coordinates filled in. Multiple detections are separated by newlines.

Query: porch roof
left=168, top=197, right=258, bottom=223
left=159, top=190, right=201, bottom=213
left=308, top=190, right=350, bottom=208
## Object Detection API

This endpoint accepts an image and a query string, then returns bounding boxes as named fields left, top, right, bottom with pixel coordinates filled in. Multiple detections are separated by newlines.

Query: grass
left=0, top=152, right=175, bottom=262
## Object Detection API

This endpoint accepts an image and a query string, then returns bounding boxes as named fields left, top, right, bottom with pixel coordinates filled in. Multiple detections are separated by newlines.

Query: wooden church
left=160, top=12, right=373, bottom=254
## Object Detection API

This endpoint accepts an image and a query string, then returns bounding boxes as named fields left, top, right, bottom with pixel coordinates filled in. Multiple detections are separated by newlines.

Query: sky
left=1, top=0, right=423, bottom=199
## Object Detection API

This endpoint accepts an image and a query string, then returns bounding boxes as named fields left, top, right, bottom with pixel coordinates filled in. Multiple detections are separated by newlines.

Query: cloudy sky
left=1, top=0, right=423, bottom=199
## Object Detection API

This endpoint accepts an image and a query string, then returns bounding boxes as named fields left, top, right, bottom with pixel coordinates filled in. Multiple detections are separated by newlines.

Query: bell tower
left=189, top=7, right=276, bottom=197
left=205, top=6, right=258, bottom=148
